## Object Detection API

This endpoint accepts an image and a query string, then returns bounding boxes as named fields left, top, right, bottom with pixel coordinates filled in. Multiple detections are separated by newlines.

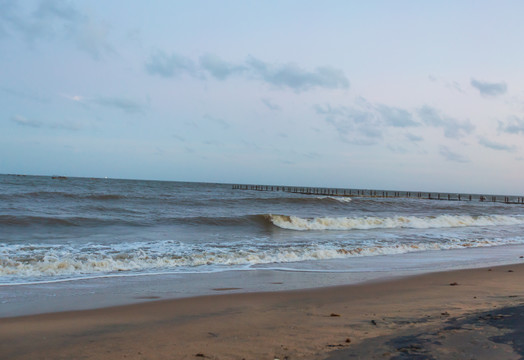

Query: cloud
left=417, top=105, right=474, bottom=139
left=94, top=96, right=145, bottom=114
left=0, top=1, right=12, bottom=35
left=428, top=75, right=464, bottom=93
left=375, top=104, right=418, bottom=127
left=302, top=152, right=322, bottom=159
left=358, top=124, right=383, bottom=139
left=203, top=139, right=223, bottom=146
left=11, top=114, right=81, bottom=130
left=405, top=133, right=423, bottom=142
left=72, top=16, right=113, bottom=59
left=317, top=103, right=382, bottom=125
left=317, top=100, right=421, bottom=146
left=314, top=104, right=346, bottom=116
left=324, top=116, right=353, bottom=136
left=11, top=115, right=43, bottom=128
left=261, top=98, right=281, bottom=111
left=36, top=0, right=81, bottom=23
left=498, top=116, right=524, bottom=134
left=145, top=51, right=196, bottom=78
left=61, top=93, right=84, bottom=102
left=387, top=144, right=408, bottom=153
left=318, top=104, right=382, bottom=145
left=199, top=53, right=246, bottom=80
left=172, top=134, right=186, bottom=142
left=3, top=87, right=50, bottom=103
left=146, top=52, right=349, bottom=92
left=439, top=146, right=469, bottom=163
left=62, top=93, right=146, bottom=114
left=0, top=0, right=113, bottom=59
left=0, top=2, right=43, bottom=42
left=470, top=79, right=507, bottom=96
left=203, top=114, right=230, bottom=130
left=246, top=56, right=349, bottom=91
left=319, top=102, right=476, bottom=148
left=478, top=137, right=516, bottom=152
left=449, top=81, right=464, bottom=93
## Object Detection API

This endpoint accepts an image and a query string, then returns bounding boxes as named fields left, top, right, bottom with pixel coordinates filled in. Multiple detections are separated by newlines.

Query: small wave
left=0, top=214, right=267, bottom=228
left=199, top=195, right=353, bottom=207
left=0, top=215, right=80, bottom=227
left=267, top=214, right=524, bottom=231
left=2, top=191, right=127, bottom=201
left=0, top=215, right=134, bottom=227
left=159, top=215, right=269, bottom=227
left=316, top=196, right=352, bottom=203
left=88, top=194, right=125, bottom=200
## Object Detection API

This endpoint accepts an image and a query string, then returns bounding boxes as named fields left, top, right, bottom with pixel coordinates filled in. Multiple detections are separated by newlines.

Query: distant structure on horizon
left=232, top=184, right=524, bottom=205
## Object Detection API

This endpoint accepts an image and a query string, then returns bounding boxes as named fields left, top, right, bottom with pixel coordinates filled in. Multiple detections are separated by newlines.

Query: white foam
left=317, top=196, right=352, bottom=203
left=2, top=235, right=524, bottom=283
left=269, top=214, right=524, bottom=231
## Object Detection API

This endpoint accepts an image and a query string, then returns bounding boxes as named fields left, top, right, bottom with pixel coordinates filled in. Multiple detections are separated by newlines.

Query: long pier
left=232, top=184, right=524, bottom=205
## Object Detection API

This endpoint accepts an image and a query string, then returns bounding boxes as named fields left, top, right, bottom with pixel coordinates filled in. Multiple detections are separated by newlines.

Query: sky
left=1, top=0, right=524, bottom=194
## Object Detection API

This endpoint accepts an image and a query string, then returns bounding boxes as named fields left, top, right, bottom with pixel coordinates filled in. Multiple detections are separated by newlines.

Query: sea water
left=1, top=175, right=524, bottom=315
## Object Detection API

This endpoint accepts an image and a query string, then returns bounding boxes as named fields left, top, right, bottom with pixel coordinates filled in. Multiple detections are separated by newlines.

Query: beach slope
left=2, top=264, right=524, bottom=360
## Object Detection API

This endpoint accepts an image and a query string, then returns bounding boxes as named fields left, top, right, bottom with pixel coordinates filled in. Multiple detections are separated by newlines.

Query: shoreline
left=2, top=262, right=524, bottom=359
left=3, top=244, right=524, bottom=318
left=3, top=243, right=524, bottom=318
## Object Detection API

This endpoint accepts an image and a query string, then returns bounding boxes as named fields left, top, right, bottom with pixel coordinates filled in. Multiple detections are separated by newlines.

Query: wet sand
left=2, top=263, right=524, bottom=359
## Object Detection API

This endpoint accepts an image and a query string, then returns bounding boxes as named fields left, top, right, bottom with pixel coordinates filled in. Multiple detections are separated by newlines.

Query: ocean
left=2, top=174, right=524, bottom=315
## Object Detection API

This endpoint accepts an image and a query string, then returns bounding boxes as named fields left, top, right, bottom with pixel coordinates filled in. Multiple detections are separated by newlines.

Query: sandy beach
left=2, top=262, right=524, bottom=360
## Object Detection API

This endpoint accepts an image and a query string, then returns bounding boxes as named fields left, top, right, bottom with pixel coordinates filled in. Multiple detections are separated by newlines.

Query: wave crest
left=267, top=214, right=524, bottom=230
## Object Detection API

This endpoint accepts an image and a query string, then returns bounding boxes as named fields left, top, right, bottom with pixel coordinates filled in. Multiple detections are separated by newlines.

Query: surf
left=267, top=214, right=524, bottom=231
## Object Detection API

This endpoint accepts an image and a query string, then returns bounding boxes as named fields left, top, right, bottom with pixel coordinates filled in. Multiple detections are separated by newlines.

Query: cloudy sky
left=1, top=1, right=524, bottom=194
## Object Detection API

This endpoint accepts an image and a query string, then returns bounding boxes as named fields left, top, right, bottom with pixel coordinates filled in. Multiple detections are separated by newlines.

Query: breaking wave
left=2, top=236, right=523, bottom=283
left=315, top=196, right=352, bottom=203
left=267, top=214, right=524, bottom=231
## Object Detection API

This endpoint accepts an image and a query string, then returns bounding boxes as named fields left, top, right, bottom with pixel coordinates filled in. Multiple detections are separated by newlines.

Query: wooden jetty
left=232, top=184, right=524, bottom=205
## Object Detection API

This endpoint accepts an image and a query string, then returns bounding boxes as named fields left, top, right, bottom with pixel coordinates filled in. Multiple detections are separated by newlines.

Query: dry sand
left=1, top=263, right=524, bottom=359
